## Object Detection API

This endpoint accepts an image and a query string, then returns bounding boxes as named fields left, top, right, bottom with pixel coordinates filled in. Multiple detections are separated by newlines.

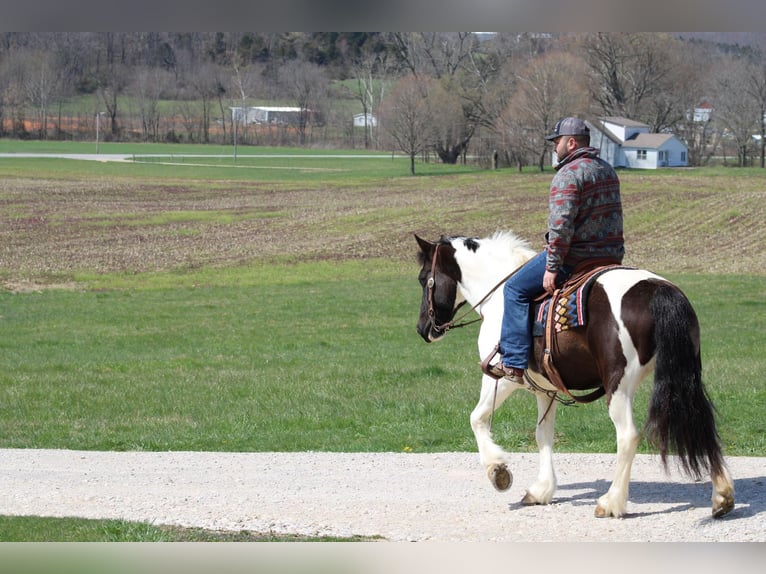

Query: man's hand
left=543, top=270, right=558, bottom=294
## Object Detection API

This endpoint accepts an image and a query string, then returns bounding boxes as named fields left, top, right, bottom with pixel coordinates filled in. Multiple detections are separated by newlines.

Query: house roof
left=600, top=116, right=650, bottom=128
left=589, top=120, right=621, bottom=145
left=621, top=133, right=675, bottom=149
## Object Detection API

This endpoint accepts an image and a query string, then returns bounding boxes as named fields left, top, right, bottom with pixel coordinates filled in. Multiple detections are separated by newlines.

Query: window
left=636, top=149, right=647, bottom=160
left=681, top=151, right=687, bottom=163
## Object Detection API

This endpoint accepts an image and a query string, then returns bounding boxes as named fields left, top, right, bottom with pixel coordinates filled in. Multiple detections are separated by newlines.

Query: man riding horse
left=415, top=117, right=734, bottom=518
left=487, top=117, right=625, bottom=382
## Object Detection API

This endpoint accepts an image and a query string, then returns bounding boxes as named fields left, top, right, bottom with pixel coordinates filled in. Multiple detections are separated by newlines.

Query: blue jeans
left=499, top=250, right=572, bottom=369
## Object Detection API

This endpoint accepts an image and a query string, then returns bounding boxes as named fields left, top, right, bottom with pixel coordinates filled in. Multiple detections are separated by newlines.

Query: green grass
left=0, top=263, right=472, bottom=452
left=0, top=515, right=374, bottom=542
left=0, top=154, right=483, bottom=182
left=0, top=516, right=172, bottom=542
left=669, top=273, right=766, bottom=456
left=1, top=263, right=761, bottom=456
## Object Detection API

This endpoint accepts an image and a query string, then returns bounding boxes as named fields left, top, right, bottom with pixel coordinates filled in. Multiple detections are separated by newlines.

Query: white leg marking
left=594, top=270, right=658, bottom=517
left=596, top=387, right=640, bottom=517
left=523, top=394, right=558, bottom=505
left=470, top=374, right=522, bottom=470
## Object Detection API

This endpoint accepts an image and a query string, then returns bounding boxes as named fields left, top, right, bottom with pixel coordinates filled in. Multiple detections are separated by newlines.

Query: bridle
left=425, top=243, right=522, bottom=336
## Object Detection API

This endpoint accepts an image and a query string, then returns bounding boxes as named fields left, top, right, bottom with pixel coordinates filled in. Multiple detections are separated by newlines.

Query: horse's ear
left=414, top=234, right=435, bottom=256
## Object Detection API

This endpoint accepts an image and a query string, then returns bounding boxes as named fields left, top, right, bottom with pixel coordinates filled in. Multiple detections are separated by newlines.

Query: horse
left=414, top=230, right=735, bottom=518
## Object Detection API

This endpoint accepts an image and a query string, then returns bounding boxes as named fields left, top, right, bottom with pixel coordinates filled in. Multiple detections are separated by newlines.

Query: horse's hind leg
left=470, top=374, right=521, bottom=491
left=711, top=464, right=735, bottom=517
left=596, top=384, right=640, bottom=518
left=521, top=393, right=558, bottom=505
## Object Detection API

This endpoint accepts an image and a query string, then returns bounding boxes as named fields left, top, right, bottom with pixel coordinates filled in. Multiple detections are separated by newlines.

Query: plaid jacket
left=546, top=147, right=624, bottom=272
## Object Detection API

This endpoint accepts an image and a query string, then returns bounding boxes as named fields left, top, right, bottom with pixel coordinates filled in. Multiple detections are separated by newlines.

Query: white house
left=586, top=117, right=689, bottom=169
left=353, top=113, right=377, bottom=128
left=692, top=100, right=714, bottom=123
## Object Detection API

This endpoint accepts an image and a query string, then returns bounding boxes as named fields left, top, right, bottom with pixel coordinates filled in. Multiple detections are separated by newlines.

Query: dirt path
left=1, top=449, right=763, bottom=542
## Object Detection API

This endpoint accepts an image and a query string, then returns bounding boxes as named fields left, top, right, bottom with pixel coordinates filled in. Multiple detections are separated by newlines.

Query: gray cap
left=545, top=117, right=590, bottom=141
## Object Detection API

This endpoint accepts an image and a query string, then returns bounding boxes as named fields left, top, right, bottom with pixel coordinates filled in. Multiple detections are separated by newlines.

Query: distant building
left=353, top=113, right=377, bottom=128
left=692, top=100, right=714, bottom=123
left=584, top=117, right=689, bottom=169
left=230, top=106, right=313, bottom=126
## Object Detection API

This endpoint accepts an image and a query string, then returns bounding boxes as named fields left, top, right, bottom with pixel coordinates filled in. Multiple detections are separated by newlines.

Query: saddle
left=482, top=258, right=627, bottom=404
left=536, top=259, right=626, bottom=403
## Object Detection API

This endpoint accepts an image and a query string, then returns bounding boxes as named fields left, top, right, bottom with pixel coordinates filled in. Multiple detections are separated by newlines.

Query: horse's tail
left=644, top=283, right=725, bottom=480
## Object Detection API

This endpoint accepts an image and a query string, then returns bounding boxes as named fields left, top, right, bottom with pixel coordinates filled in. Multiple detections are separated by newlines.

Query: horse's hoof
left=521, top=492, right=542, bottom=505
left=488, top=464, right=512, bottom=491
left=594, top=501, right=621, bottom=518
left=712, top=497, right=734, bottom=518
left=595, top=503, right=626, bottom=518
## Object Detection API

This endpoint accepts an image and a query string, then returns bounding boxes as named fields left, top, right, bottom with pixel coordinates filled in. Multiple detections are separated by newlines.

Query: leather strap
left=539, top=262, right=627, bottom=404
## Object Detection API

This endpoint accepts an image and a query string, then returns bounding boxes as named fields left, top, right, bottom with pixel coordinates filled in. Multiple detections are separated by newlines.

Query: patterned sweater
left=546, top=146, right=624, bottom=272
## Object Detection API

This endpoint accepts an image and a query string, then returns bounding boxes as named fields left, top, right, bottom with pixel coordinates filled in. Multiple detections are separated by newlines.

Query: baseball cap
left=545, top=117, right=590, bottom=141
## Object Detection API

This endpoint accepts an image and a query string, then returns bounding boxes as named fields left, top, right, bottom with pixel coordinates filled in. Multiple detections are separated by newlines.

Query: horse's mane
left=482, top=230, right=534, bottom=253
left=450, top=230, right=535, bottom=259
left=417, top=230, right=535, bottom=267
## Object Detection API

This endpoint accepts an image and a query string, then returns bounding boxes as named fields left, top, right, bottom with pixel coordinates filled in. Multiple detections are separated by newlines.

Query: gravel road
left=0, top=449, right=763, bottom=542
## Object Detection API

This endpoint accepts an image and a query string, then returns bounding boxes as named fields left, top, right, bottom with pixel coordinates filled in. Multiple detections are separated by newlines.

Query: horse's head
left=415, top=234, right=464, bottom=342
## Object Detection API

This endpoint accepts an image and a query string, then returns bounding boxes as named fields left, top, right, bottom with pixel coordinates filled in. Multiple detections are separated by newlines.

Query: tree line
left=2, top=32, right=766, bottom=170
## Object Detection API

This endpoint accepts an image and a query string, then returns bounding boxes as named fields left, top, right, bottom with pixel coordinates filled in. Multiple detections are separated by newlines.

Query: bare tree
left=418, top=32, right=476, bottom=79
left=0, top=47, right=62, bottom=138
left=580, top=33, right=681, bottom=129
left=95, top=60, right=129, bottom=138
left=186, top=62, right=225, bottom=144
left=387, top=33, right=492, bottom=164
left=712, top=56, right=760, bottom=166
left=387, top=32, right=426, bottom=77
left=3, top=31, right=766, bottom=155
left=350, top=50, right=387, bottom=149
left=379, top=75, right=436, bottom=175
left=278, top=61, right=329, bottom=145
left=743, top=60, right=766, bottom=167
left=230, top=60, right=262, bottom=145
left=21, top=50, right=60, bottom=139
left=0, top=51, right=26, bottom=137
left=427, top=80, right=472, bottom=164
left=131, top=66, right=170, bottom=142
left=497, top=50, right=589, bottom=170
left=666, top=44, right=721, bottom=167
left=173, top=98, right=199, bottom=143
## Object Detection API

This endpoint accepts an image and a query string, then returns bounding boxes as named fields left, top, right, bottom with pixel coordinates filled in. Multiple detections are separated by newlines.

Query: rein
left=427, top=244, right=522, bottom=335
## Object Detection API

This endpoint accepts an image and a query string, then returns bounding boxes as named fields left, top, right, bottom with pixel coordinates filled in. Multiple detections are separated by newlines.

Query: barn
left=230, top=106, right=310, bottom=126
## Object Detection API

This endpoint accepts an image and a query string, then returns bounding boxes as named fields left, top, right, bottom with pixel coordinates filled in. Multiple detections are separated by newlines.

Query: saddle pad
left=532, top=267, right=616, bottom=336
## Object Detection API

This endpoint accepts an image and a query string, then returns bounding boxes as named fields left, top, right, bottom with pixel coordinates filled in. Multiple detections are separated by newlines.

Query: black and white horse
left=415, top=231, right=734, bottom=518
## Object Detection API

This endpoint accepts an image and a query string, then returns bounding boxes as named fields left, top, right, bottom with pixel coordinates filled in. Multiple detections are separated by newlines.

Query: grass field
left=0, top=144, right=764, bottom=540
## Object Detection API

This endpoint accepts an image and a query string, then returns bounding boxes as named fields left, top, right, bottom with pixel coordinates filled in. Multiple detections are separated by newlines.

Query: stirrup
left=481, top=349, right=523, bottom=380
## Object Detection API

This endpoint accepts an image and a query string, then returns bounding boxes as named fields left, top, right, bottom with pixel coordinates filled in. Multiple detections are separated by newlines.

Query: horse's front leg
left=470, top=374, right=522, bottom=491
left=521, top=392, right=558, bottom=505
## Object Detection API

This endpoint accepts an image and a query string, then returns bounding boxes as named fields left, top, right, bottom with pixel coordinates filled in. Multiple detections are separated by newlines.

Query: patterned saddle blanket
left=532, top=266, right=624, bottom=337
